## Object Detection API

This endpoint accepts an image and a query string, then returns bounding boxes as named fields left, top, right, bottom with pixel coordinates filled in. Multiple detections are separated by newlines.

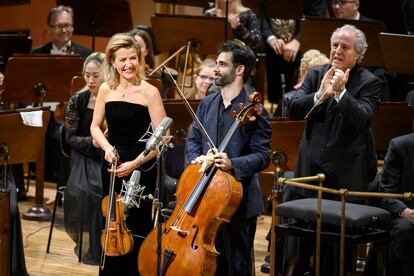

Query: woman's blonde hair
left=300, top=49, right=330, bottom=72
left=104, top=33, right=145, bottom=89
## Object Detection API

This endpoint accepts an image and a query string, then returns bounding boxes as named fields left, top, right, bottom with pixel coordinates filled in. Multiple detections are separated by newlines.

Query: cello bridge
left=170, top=226, right=188, bottom=237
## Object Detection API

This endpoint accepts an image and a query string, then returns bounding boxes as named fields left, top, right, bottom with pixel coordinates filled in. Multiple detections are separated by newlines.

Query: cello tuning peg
left=231, top=110, right=237, bottom=118
left=239, top=103, right=245, bottom=110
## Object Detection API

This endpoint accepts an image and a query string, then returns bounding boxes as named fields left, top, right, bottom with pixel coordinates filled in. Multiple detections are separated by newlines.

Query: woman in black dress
left=90, top=33, right=166, bottom=275
left=64, top=52, right=105, bottom=265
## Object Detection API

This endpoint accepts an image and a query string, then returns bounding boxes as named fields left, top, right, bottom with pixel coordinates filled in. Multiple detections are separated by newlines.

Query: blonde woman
left=90, top=33, right=166, bottom=275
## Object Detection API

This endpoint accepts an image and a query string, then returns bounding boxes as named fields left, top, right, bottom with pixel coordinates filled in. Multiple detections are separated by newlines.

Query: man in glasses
left=32, top=5, right=91, bottom=58
left=331, top=0, right=372, bottom=21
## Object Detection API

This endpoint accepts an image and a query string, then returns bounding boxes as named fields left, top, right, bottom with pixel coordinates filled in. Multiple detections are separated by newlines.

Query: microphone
left=143, top=116, right=173, bottom=156
left=120, top=170, right=146, bottom=213
left=280, top=73, right=286, bottom=89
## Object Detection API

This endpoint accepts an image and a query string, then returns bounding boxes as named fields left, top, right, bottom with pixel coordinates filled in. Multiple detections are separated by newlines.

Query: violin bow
left=99, top=148, right=119, bottom=270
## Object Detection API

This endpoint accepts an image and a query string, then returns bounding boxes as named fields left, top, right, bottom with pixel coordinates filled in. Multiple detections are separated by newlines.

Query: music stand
left=151, top=14, right=233, bottom=56
left=300, top=16, right=386, bottom=67
left=153, top=0, right=210, bottom=14
left=2, top=55, right=83, bottom=104
left=378, top=33, right=414, bottom=75
left=56, top=0, right=133, bottom=51
left=0, top=107, right=51, bottom=220
left=243, top=0, right=303, bottom=20
left=0, top=34, right=32, bottom=73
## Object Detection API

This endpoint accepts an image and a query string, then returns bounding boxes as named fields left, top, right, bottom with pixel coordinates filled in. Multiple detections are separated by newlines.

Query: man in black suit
left=285, top=24, right=382, bottom=274
left=379, top=133, right=414, bottom=276
left=288, top=24, right=381, bottom=198
left=32, top=5, right=91, bottom=58
left=31, top=6, right=91, bottom=187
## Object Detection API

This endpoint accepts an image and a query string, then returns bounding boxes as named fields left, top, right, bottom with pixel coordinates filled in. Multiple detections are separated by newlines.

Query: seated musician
left=285, top=24, right=382, bottom=275
left=189, top=58, right=217, bottom=99
left=186, top=40, right=272, bottom=275
left=129, top=28, right=156, bottom=76
left=275, top=49, right=330, bottom=117
left=32, top=5, right=91, bottom=58
left=64, top=52, right=105, bottom=265
left=261, top=0, right=326, bottom=105
left=30, top=5, right=92, bottom=187
left=379, top=133, right=414, bottom=276
left=205, top=0, right=261, bottom=53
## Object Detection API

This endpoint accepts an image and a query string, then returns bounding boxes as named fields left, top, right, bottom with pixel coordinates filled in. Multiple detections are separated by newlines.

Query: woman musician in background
left=205, top=0, right=261, bottom=53
left=90, top=33, right=166, bottom=275
left=64, top=52, right=105, bottom=265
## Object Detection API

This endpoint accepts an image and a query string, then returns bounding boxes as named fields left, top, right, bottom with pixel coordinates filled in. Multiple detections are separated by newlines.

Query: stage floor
left=19, top=182, right=271, bottom=276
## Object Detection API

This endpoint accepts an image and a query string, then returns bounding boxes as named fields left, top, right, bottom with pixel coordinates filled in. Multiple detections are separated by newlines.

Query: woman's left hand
left=115, top=161, right=139, bottom=178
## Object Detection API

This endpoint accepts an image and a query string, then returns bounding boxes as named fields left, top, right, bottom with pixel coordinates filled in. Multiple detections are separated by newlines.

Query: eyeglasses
left=198, top=75, right=216, bottom=82
left=332, top=0, right=356, bottom=7
left=49, top=23, right=73, bottom=31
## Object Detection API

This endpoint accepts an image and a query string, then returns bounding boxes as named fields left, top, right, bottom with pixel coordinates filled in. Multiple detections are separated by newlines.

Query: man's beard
left=215, top=69, right=236, bottom=87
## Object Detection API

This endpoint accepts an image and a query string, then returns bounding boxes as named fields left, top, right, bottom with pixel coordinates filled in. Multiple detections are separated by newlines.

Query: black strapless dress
left=100, top=101, right=157, bottom=276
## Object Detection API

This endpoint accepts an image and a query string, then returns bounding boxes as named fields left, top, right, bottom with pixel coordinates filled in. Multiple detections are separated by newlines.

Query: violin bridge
left=170, top=226, right=189, bottom=237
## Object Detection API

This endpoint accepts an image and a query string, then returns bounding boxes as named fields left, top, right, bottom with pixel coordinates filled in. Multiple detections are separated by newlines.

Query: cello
left=138, top=92, right=263, bottom=275
left=100, top=148, right=134, bottom=269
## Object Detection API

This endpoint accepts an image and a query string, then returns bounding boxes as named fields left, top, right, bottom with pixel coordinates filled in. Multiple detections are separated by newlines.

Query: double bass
left=138, top=92, right=263, bottom=275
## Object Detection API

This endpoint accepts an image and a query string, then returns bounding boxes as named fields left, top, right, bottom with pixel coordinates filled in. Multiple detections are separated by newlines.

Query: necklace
left=120, top=79, right=141, bottom=98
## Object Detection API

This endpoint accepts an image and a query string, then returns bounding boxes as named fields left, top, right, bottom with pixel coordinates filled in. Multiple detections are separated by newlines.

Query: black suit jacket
left=288, top=64, right=382, bottom=197
left=380, top=133, right=414, bottom=217
left=31, top=41, right=92, bottom=59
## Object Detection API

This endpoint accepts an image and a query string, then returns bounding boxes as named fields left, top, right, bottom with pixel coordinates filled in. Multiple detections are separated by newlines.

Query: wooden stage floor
left=19, top=182, right=271, bottom=276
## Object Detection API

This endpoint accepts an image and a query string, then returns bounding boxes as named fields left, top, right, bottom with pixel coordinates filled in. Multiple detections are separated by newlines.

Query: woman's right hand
left=104, top=146, right=118, bottom=164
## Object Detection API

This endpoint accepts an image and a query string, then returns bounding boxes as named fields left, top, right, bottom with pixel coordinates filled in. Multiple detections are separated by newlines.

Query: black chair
left=46, top=125, right=83, bottom=262
left=275, top=198, right=390, bottom=276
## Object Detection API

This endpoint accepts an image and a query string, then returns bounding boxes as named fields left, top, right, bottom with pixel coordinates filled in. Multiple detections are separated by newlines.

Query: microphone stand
left=280, top=74, right=287, bottom=117
left=224, top=0, right=229, bottom=41
left=154, top=143, right=172, bottom=276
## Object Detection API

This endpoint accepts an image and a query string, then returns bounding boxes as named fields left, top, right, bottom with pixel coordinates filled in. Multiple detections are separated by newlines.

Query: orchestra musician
left=379, top=133, right=414, bottom=276
left=186, top=40, right=272, bottom=276
left=189, top=58, right=217, bottom=100
left=64, top=52, right=105, bottom=265
left=32, top=5, right=91, bottom=58
left=30, top=5, right=93, bottom=194
left=90, top=33, right=166, bottom=275
left=285, top=24, right=382, bottom=275
left=129, top=28, right=156, bottom=75
left=205, top=0, right=262, bottom=53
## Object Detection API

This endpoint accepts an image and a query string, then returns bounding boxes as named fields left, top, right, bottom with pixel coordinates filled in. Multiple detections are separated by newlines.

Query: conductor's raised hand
left=315, top=66, right=336, bottom=101
left=331, top=68, right=350, bottom=93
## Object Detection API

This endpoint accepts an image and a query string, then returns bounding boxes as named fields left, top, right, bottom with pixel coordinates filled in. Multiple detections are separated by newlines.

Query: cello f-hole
left=191, top=225, right=199, bottom=250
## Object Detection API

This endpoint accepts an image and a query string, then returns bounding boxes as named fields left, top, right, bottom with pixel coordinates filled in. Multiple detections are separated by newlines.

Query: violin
left=138, top=92, right=263, bottom=275
left=100, top=151, right=134, bottom=269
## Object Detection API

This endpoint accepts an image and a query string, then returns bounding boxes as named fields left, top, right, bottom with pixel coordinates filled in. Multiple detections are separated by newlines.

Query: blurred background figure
left=275, top=49, right=330, bottom=117
left=130, top=28, right=155, bottom=75
left=64, top=52, right=105, bottom=265
left=190, top=59, right=217, bottom=99
left=205, top=0, right=261, bottom=53
left=331, top=0, right=371, bottom=20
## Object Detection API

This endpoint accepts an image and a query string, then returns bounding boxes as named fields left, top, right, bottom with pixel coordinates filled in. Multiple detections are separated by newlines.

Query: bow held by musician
left=186, top=40, right=272, bottom=276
